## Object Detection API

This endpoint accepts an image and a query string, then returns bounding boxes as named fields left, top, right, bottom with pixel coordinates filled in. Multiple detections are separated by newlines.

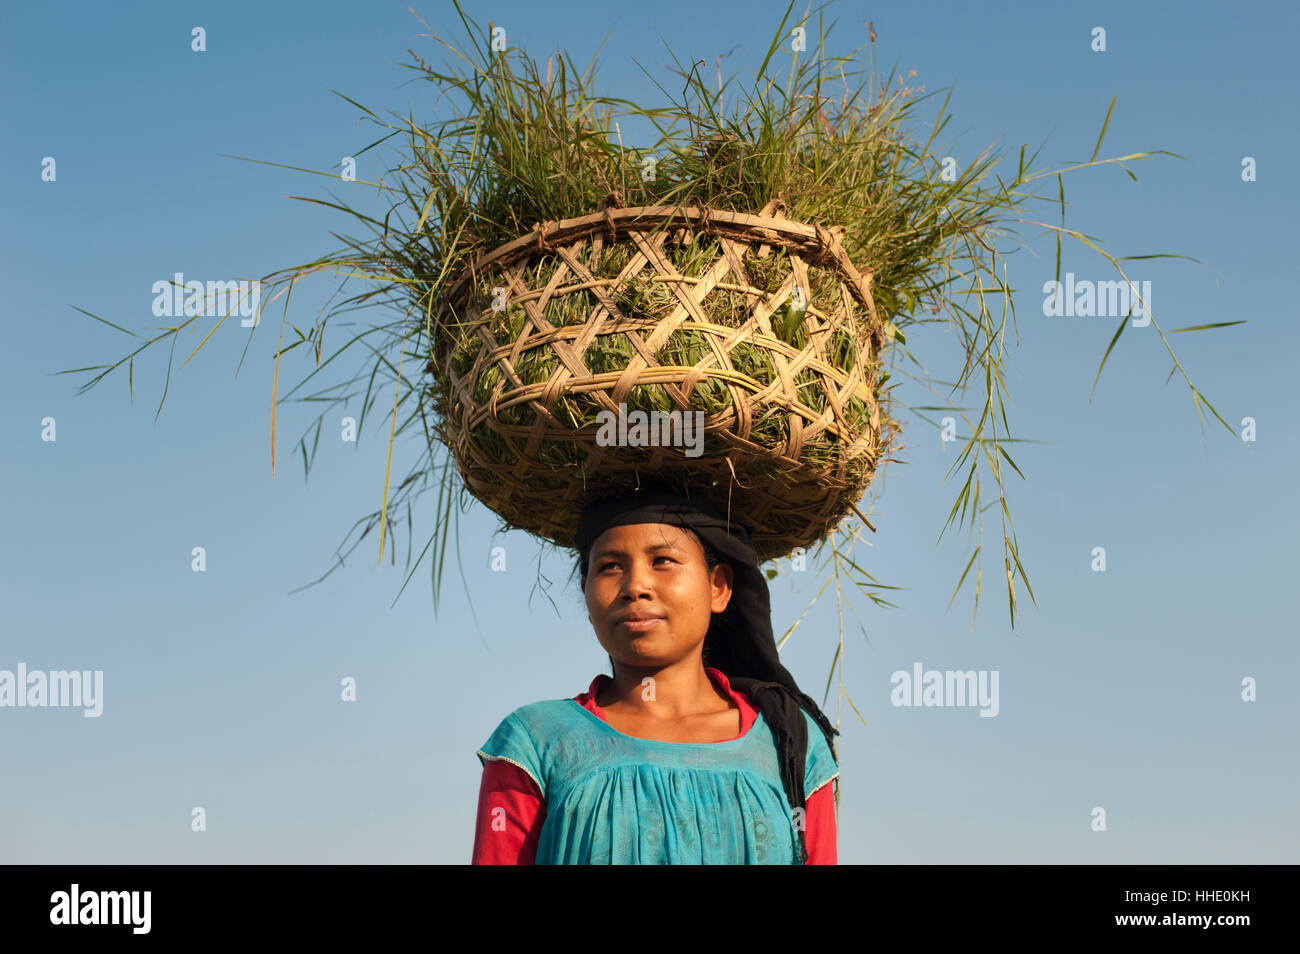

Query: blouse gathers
left=472, top=667, right=838, bottom=864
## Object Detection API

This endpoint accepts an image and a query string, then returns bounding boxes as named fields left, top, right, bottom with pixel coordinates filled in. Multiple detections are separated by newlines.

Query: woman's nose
left=619, top=560, right=654, bottom=596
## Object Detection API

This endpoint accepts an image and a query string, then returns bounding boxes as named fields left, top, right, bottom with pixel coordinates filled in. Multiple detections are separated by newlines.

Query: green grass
left=59, top=0, right=1241, bottom=647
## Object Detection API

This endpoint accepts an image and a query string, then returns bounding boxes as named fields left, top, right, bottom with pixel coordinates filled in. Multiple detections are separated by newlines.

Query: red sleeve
left=471, top=758, right=546, bottom=865
left=803, top=779, right=837, bottom=864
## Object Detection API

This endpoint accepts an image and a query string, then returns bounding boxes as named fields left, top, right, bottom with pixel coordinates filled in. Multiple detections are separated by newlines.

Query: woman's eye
left=600, top=556, right=674, bottom=571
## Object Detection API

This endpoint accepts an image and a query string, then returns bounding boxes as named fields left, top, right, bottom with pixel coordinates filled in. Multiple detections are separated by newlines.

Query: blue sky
left=2, top=0, right=1296, bottom=863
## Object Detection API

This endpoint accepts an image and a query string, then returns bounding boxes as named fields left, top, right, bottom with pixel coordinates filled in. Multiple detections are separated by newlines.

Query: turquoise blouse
left=477, top=694, right=838, bottom=865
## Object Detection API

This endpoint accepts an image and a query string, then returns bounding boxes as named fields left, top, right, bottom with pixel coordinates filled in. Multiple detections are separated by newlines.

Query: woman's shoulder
left=485, top=696, right=582, bottom=738
left=484, top=672, right=606, bottom=737
left=477, top=696, right=587, bottom=795
left=799, top=708, right=839, bottom=795
left=480, top=690, right=602, bottom=752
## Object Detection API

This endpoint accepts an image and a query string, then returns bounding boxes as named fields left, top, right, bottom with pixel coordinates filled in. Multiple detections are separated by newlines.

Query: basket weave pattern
left=429, top=199, right=892, bottom=561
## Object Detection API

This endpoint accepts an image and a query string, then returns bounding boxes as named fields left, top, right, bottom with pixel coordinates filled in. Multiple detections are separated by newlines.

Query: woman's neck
left=597, top=658, right=732, bottom=720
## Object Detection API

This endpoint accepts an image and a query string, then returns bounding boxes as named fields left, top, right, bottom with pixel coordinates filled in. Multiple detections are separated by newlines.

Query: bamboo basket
left=427, top=197, right=897, bottom=561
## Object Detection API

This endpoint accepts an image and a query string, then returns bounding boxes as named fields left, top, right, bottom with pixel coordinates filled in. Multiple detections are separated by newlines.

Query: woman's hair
left=577, top=526, right=725, bottom=670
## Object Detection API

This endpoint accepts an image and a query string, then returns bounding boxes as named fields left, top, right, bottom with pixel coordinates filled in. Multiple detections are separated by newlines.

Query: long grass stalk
left=58, top=0, right=1239, bottom=692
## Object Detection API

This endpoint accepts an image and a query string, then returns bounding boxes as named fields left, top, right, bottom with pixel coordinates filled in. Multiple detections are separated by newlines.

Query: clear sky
left=2, top=0, right=1296, bottom=863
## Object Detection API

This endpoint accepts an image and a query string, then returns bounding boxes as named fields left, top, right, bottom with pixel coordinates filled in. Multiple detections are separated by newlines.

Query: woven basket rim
left=439, top=200, right=879, bottom=323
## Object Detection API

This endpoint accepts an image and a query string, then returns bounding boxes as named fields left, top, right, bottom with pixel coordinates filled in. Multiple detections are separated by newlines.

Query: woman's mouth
left=617, top=617, right=663, bottom=632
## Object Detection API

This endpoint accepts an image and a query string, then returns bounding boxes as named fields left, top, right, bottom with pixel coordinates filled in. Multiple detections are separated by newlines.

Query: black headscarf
left=573, top=481, right=840, bottom=864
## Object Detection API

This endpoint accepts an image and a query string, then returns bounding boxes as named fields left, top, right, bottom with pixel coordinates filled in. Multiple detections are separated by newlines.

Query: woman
left=471, top=482, right=840, bottom=864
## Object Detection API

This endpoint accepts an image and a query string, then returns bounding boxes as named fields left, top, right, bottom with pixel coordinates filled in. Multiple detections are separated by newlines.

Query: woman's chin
left=610, top=631, right=674, bottom=662
left=624, top=637, right=668, bottom=658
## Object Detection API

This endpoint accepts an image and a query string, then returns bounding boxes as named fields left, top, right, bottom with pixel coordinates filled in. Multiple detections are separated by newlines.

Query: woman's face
left=581, top=523, right=733, bottom=669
